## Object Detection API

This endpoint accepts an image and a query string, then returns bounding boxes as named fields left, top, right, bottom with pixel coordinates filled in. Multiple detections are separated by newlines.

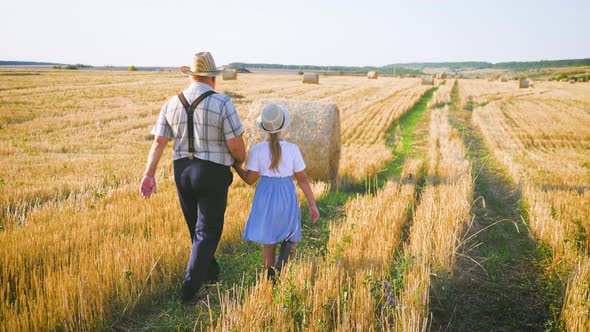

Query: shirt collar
left=188, top=82, right=212, bottom=92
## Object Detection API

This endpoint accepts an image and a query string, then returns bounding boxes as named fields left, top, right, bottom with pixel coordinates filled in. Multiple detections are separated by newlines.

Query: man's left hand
left=140, top=175, right=157, bottom=198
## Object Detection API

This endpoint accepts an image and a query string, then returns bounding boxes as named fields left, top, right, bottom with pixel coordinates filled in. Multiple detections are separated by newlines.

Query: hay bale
left=421, top=76, right=434, bottom=85
left=302, top=72, right=319, bottom=84
left=367, top=71, right=378, bottom=79
left=222, top=68, right=238, bottom=80
left=519, top=78, right=530, bottom=88
left=500, top=75, right=509, bottom=82
left=246, top=98, right=340, bottom=182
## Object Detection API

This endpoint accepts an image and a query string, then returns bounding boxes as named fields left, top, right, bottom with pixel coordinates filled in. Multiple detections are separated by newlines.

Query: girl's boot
left=267, top=267, right=277, bottom=284
left=275, top=240, right=295, bottom=274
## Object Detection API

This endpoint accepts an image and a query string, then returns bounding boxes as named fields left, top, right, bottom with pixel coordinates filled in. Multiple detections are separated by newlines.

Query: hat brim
left=256, top=107, right=291, bottom=134
left=180, top=66, right=221, bottom=76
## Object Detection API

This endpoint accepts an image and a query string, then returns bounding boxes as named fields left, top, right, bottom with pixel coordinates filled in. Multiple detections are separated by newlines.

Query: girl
left=233, top=103, right=320, bottom=280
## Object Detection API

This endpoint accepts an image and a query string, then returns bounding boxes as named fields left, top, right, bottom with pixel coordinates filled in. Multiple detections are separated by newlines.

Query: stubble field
left=1, top=69, right=589, bottom=331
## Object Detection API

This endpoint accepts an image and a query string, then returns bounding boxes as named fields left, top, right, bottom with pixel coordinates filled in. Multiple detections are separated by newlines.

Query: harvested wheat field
left=461, top=78, right=590, bottom=331
left=1, top=70, right=589, bottom=331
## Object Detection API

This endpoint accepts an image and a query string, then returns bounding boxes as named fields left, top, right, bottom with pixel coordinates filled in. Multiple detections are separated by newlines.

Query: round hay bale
left=302, top=72, right=319, bottom=84
left=367, top=71, right=378, bottom=79
left=421, top=76, right=434, bottom=85
left=519, top=78, right=530, bottom=88
left=222, top=68, right=238, bottom=80
left=246, top=98, right=340, bottom=182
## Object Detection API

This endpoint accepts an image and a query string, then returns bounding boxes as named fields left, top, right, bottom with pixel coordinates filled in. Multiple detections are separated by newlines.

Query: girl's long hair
left=269, top=132, right=282, bottom=172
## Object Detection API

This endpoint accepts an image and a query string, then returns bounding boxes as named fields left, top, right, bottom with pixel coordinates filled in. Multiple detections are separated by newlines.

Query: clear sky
left=1, top=0, right=588, bottom=67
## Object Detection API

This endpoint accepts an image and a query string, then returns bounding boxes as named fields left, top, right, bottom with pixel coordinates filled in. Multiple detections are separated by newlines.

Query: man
left=140, top=52, right=246, bottom=301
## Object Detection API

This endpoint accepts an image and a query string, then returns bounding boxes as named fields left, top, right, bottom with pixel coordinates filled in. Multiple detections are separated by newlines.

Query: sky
left=1, top=0, right=589, bottom=67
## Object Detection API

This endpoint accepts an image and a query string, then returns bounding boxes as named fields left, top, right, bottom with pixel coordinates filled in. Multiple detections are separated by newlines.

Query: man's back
left=152, top=82, right=244, bottom=165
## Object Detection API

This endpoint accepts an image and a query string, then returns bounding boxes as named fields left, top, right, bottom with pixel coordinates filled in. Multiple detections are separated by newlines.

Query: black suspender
left=177, top=90, right=217, bottom=159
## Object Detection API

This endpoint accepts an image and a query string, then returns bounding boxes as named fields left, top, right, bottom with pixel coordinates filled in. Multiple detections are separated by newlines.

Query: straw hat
left=180, top=52, right=222, bottom=76
left=257, top=103, right=291, bottom=134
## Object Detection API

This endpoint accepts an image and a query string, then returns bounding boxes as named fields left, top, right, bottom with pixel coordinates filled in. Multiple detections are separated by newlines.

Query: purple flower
left=380, top=306, right=385, bottom=312
left=385, top=293, right=393, bottom=302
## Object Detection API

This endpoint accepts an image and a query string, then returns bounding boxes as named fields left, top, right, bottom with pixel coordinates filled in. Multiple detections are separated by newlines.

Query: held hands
left=308, top=204, right=320, bottom=223
left=140, top=175, right=157, bottom=199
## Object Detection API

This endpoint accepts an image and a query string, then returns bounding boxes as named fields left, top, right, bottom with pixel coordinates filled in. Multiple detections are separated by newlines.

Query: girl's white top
left=246, top=141, right=306, bottom=177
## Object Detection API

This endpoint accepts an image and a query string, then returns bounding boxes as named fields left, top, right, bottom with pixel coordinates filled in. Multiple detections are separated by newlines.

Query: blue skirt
left=242, top=176, right=301, bottom=244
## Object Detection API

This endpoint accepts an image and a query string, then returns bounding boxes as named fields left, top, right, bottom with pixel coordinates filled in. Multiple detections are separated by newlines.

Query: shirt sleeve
left=246, top=145, right=260, bottom=172
left=150, top=103, right=174, bottom=139
left=221, top=98, right=245, bottom=140
left=293, top=145, right=306, bottom=173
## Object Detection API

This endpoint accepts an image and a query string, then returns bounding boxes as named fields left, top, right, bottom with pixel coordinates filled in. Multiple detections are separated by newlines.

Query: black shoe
left=203, top=275, right=219, bottom=284
left=180, top=284, right=200, bottom=303
left=204, top=258, right=221, bottom=284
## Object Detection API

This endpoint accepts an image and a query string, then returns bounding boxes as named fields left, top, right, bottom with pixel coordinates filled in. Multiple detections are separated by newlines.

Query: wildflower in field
left=385, top=292, right=394, bottom=303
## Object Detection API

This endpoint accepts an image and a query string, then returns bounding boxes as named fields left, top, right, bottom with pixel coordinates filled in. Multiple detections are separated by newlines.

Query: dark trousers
left=173, top=157, right=233, bottom=292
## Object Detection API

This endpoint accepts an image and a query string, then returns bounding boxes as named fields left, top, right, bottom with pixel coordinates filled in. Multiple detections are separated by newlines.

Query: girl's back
left=247, top=141, right=305, bottom=177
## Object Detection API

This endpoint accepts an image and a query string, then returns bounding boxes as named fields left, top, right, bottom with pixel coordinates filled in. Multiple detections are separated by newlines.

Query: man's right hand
left=140, top=175, right=157, bottom=198
left=226, top=134, right=246, bottom=165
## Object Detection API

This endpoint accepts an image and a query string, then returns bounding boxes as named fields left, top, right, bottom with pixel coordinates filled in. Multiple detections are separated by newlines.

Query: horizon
left=3, top=57, right=589, bottom=70
left=2, top=0, right=589, bottom=68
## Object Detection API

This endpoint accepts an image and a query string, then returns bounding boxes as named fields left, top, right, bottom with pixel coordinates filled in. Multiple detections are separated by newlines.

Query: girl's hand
left=232, top=162, right=259, bottom=186
left=308, top=204, right=320, bottom=223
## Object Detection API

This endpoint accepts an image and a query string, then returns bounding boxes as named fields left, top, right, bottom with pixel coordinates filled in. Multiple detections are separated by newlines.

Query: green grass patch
left=450, top=80, right=460, bottom=112
left=382, top=87, right=436, bottom=182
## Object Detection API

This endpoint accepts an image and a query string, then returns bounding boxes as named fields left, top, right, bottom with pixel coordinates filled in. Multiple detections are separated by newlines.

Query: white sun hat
left=257, top=103, right=291, bottom=134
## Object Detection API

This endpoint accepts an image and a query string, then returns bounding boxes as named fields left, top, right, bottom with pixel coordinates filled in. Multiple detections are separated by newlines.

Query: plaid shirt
left=151, top=82, right=245, bottom=165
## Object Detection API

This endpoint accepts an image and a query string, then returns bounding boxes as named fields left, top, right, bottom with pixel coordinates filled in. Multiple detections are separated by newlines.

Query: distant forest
left=228, top=58, right=590, bottom=73
left=493, top=58, right=590, bottom=70
left=226, top=62, right=424, bottom=76
left=0, top=60, right=65, bottom=66
left=3, top=58, right=589, bottom=74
